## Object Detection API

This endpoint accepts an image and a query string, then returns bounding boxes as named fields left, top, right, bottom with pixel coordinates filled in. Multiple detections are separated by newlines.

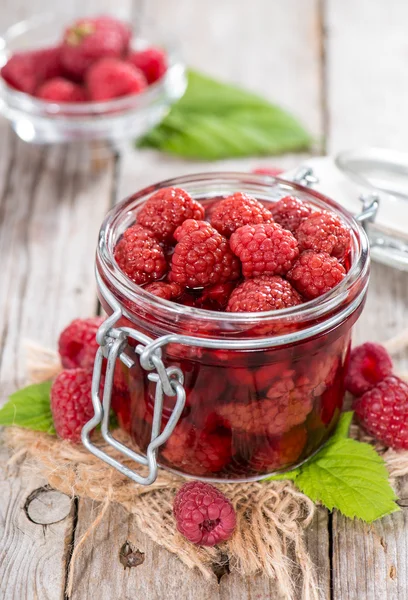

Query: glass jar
left=85, top=172, right=370, bottom=485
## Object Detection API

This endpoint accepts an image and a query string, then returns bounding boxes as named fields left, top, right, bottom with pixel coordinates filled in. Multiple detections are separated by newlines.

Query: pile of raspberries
left=1, top=15, right=167, bottom=102
left=114, top=186, right=352, bottom=311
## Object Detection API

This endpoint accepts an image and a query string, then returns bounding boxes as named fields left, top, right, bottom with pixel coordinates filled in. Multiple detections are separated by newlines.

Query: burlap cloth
left=4, top=333, right=408, bottom=600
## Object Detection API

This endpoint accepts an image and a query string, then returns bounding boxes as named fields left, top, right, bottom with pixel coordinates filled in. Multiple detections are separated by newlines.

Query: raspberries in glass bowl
left=0, top=13, right=185, bottom=143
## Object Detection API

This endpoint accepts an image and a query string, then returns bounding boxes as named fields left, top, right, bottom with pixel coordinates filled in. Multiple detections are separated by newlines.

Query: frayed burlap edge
left=4, top=331, right=408, bottom=599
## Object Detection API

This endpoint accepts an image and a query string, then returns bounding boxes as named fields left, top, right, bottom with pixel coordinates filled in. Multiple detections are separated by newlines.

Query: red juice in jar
left=92, top=173, right=370, bottom=483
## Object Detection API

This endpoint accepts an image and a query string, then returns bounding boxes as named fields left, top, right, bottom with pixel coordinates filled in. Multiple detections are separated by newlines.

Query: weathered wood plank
left=332, top=476, right=408, bottom=600
left=326, top=0, right=408, bottom=595
left=70, top=500, right=221, bottom=600
left=305, top=509, right=331, bottom=599
left=0, top=445, right=74, bottom=600
left=0, top=133, right=117, bottom=599
left=331, top=264, right=408, bottom=600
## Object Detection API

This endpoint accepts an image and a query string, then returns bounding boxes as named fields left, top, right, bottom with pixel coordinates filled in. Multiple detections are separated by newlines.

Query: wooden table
left=1, top=1, right=408, bottom=598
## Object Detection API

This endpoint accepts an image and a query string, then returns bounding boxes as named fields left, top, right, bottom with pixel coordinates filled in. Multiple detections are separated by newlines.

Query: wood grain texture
left=70, top=500, right=221, bottom=600
left=0, top=445, right=74, bottom=600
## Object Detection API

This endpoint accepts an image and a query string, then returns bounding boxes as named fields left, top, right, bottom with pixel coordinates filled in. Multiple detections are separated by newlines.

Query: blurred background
left=2, top=0, right=407, bottom=162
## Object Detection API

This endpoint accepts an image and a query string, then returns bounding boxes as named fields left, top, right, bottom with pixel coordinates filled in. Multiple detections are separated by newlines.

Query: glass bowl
left=0, top=13, right=186, bottom=144
left=86, top=172, right=370, bottom=484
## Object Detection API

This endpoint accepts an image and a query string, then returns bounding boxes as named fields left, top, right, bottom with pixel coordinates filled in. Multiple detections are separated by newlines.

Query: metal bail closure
left=290, top=165, right=380, bottom=231
left=355, top=193, right=380, bottom=231
left=81, top=272, right=186, bottom=486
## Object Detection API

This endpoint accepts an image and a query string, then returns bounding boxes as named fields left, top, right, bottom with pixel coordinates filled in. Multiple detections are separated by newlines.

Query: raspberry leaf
left=295, top=438, right=399, bottom=522
left=139, top=70, right=311, bottom=160
left=0, top=382, right=55, bottom=434
left=267, top=413, right=399, bottom=522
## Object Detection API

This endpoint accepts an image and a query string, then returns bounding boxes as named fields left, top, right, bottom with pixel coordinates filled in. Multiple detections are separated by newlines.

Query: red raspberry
left=173, top=481, right=236, bottom=546
left=345, top=342, right=393, bottom=397
left=196, top=281, right=237, bottom=310
left=136, top=187, right=205, bottom=243
left=270, top=196, right=312, bottom=233
left=296, top=211, right=351, bottom=259
left=252, top=167, right=284, bottom=176
left=226, top=275, right=302, bottom=312
left=354, top=376, right=408, bottom=449
left=230, top=223, right=299, bottom=278
left=37, top=78, right=87, bottom=102
left=128, top=47, right=168, bottom=84
left=218, top=379, right=312, bottom=437
left=50, top=368, right=94, bottom=442
left=1, top=47, right=62, bottom=94
left=61, top=16, right=130, bottom=80
left=229, top=361, right=288, bottom=389
left=210, top=192, right=273, bottom=238
left=144, top=281, right=183, bottom=300
left=114, top=224, right=167, bottom=285
left=170, top=220, right=240, bottom=288
left=58, top=317, right=103, bottom=370
left=161, top=421, right=232, bottom=475
left=86, top=58, right=147, bottom=101
left=287, top=251, right=346, bottom=299
left=250, top=427, right=307, bottom=472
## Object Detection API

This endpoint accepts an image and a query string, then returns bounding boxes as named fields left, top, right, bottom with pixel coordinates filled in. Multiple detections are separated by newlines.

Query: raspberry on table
left=37, top=78, right=87, bottom=102
left=170, top=219, right=241, bottom=288
left=173, top=481, right=236, bottom=546
left=58, top=317, right=103, bottom=370
left=287, top=251, right=346, bottom=299
left=61, top=16, right=130, bottom=80
left=144, top=281, right=183, bottom=300
left=50, top=368, right=95, bottom=442
left=353, top=375, right=408, bottom=449
left=114, top=223, right=167, bottom=285
left=161, top=421, right=232, bottom=475
left=1, top=47, right=62, bottom=94
left=210, top=192, right=273, bottom=238
left=250, top=426, right=307, bottom=472
left=270, top=195, right=312, bottom=233
left=345, top=342, right=393, bottom=397
left=128, top=47, right=168, bottom=84
left=86, top=58, right=147, bottom=101
left=226, top=275, right=302, bottom=312
left=230, top=223, right=299, bottom=278
left=136, top=187, right=205, bottom=243
left=296, top=210, right=351, bottom=259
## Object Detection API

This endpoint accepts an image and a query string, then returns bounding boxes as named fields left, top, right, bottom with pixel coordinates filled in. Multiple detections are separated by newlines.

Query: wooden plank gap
left=317, top=0, right=329, bottom=155
left=63, top=497, right=79, bottom=600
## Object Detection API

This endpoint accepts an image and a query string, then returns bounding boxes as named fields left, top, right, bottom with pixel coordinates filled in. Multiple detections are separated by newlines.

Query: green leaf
left=331, top=410, right=354, bottom=441
left=295, top=438, right=399, bottom=522
left=266, top=411, right=399, bottom=523
left=139, top=70, right=312, bottom=159
left=0, top=382, right=55, bottom=434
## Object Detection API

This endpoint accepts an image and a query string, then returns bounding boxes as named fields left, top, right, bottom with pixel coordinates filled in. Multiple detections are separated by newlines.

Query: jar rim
left=96, top=172, right=370, bottom=335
